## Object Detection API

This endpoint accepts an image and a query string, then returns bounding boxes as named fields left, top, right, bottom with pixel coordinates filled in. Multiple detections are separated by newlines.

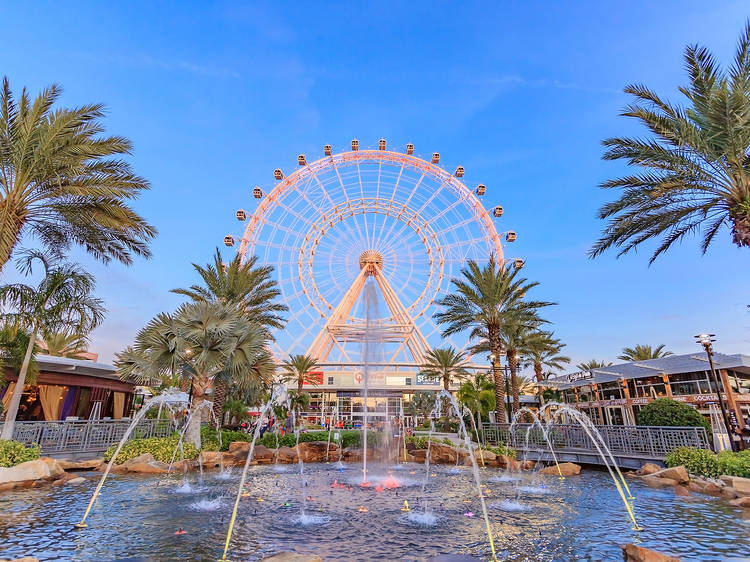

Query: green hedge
left=0, top=439, right=40, bottom=468
left=200, top=427, right=253, bottom=452
left=483, top=444, right=517, bottom=459
left=104, top=434, right=199, bottom=464
left=637, top=398, right=711, bottom=433
left=665, top=446, right=750, bottom=478
left=405, top=435, right=455, bottom=449
left=258, top=430, right=385, bottom=450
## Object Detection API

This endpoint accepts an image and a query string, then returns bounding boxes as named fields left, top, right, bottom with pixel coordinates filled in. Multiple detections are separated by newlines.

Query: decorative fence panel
left=481, top=423, right=709, bottom=460
left=0, top=419, right=174, bottom=455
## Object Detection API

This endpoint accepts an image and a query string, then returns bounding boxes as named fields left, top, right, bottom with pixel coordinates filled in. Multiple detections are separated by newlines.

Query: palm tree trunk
left=212, top=378, right=227, bottom=427
left=509, top=352, right=520, bottom=415
left=185, top=376, right=207, bottom=449
left=488, top=331, right=507, bottom=424
left=0, top=329, right=36, bottom=440
left=534, top=361, right=545, bottom=414
left=730, top=206, right=750, bottom=247
left=442, top=376, right=451, bottom=432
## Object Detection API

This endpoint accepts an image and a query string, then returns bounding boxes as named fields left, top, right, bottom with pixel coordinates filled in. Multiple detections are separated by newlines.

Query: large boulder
left=642, top=475, right=678, bottom=488
left=341, top=447, right=362, bottom=462
left=729, top=496, right=750, bottom=508
left=621, top=543, right=680, bottom=562
left=253, top=444, right=277, bottom=461
left=58, top=458, right=104, bottom=471
left=121, top=453, right=170, bottom=474
left=673, top=485, right=690, bottom=497
left=702, top=482, right=723, bottom=496
left=411, top=449, right=428, bottom=461
left=228, top=441, right=251, bottom=455
left=540, top=462, right=581, bottom=476
left=721, top=487, right=739, bottom=500
left=0, top=458, right=58, bottom=485
left=725, top=476, right=750, bottom=495
left=473, top=449, right=496, bottom=462
left=199, top=451, right=223, bottom=468
left=276, top=446, right=299, bottom=464
left=651, top=466, right=689, bottom=485
left=638, top=463, right=662, bottom=476
left=430, top=444, right=459, bottom=464
left=296, top=442, right=330, bottom=463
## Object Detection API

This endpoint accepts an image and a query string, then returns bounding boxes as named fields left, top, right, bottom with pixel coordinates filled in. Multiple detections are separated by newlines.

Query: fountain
left=74, top=388, right=190, bottom=529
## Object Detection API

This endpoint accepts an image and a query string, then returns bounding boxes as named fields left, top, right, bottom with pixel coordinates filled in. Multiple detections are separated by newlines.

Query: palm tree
left=39, top=330, right=90, bottom=359
left=280, top=354, right=319, bottom=416
left=0, top=323, right=40, bottom=413
left=618, top=344, right=674, bottom=361
left=434, top=255, right=552, bottom=423
left=576, top=359, right=613, bottom=371
left=0, top=77, right=156, bottom=272
left=0, top=252, right=104, bottom=439
left=172, top=248, right=287, bottom=421
left=457, top=374, right=495, bottom=441
left=405, top=391, right=436, bottom=425
left=591, top=23, right=750, bottom=262
left=115, top=301, right=266, bottom=448
left=525, top=331, right=570, bottom=408
left=172, top=249, right=288, bottom=332
left=419, top=346, right=471, bottom=430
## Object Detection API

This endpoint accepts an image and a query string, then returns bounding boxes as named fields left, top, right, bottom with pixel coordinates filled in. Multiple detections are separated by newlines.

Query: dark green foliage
left=0, top=439, right=40, bottom=467
left=258, top=430, right=383, bottom=450
left=636, top=398, right=711, bottom=433
left=200, top=427, right=253, bottom=452
left=666, top=446, right=750, bottom=478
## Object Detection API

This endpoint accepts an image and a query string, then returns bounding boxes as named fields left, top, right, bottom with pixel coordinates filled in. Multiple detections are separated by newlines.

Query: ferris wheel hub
left=359, top=249, right=384, bottom=272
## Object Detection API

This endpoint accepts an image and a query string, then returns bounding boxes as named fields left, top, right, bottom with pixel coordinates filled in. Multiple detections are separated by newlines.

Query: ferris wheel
left=226, top=139, right=519, bottom=370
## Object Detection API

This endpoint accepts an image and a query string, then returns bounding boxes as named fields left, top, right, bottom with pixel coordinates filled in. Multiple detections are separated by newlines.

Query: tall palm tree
left=171, top=248, right=287, bottom=421
left=115, top=301, right=266, bottom=448
left=618, top=344, right=673, bottom=361
left=0, top=252, right=104, bottom=439
left=457, top=374, right=495, bottom=441
left=434, top=255, right=551, bottom=423
left=576, top=359, right=613, bottom=371
left=419, top=346, right=471, bottom=430
left=0, top=323, right=40, bottom=404
left=39, top=330, right=90, bottom=359
left=591, top=23, right=750, bottom=262
left=172, top=249, right=288, bottom=332
left=280, top=354, right=319, bottom=415
left=525, top=331, right=570, bottom=408
left=0, top=77, right=156, bottom=272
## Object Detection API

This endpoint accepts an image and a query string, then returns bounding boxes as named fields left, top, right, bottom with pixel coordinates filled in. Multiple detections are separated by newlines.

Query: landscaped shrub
left=200, top=427, right=253, bottom=452
left=665, top=447, right=720, bottom=478
left=104, top=434, right=199, bottom=464
left=258, top=430, right=384, bottom=450
left=636, top=398, right=711, bottom=433
left=664, top=446, right=750, bottom=478
left=0, top=439, right=40, bottom=467
left=405, top=435, right=455, bottom=449
left=717, top=449, right=750, bottom=477
left=483, top=444, right=516, bottom=459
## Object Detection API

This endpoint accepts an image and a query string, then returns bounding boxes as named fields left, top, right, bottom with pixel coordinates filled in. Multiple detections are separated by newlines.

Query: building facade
left=1, top=355, right=136, bottom=421
left=546, top=353, right=750, bottom=432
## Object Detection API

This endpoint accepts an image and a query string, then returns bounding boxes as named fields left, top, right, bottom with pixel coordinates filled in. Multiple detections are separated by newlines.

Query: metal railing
left=0, top=419, right=174, bottom=455
left=481, top=423, right=709, bottom=460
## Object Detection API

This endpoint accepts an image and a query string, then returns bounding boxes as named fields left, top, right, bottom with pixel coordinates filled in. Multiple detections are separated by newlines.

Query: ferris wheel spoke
left=331, top=162, right=369, bottom=247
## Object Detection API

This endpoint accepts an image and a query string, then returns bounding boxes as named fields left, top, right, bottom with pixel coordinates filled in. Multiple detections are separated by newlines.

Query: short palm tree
left=172, top=248, right=287, bottom=421
left=39, top=330, right=90, bottom=359
left=0, top=77, right=156, bottom=272
left=525, top=331, right=570, bottom=407
left=591, top=23, right=750, bottom=262
left=457, top=374, right=495, bottom=441
left=419, top=346, right=471, bottom=430
left=115, top=301, right=266, bottom=448
left=0, top=323, right=40, bottom=395
left=406, top=391, right=436, bottom=424
left=576, top=359, right=613, bottom=371
left=434, top=255, right=551, bottom=423
left=618, top=344, right=673, bottom=361
left=0, top=252, right=104, bottom=439
left=280, top=354, right=320, bottom=415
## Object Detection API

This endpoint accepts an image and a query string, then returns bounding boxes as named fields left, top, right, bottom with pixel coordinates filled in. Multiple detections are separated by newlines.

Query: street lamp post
left=695, top=334, right=737, bottom=452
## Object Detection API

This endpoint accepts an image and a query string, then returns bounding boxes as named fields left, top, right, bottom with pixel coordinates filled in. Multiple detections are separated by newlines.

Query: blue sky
left=1, top=1, right=749, bottom=369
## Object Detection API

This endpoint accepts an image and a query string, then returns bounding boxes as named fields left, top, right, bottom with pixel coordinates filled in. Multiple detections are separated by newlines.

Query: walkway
left=481, top=423, right=710, bottom=470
